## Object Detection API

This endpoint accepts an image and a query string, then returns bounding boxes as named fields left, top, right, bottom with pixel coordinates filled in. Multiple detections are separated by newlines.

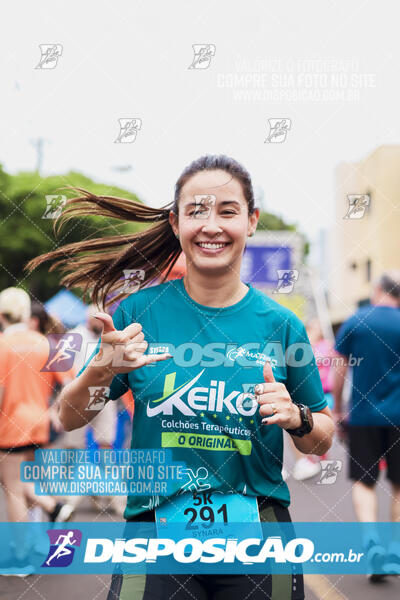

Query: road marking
left=304, top=574, right=348, bottom=600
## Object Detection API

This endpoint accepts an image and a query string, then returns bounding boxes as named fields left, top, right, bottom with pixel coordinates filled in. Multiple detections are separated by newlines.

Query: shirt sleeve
left=334, top=317, right=354, bottom=358
left=285, top=316, right=327, bottom=413
left=76, top=302, right=130, bottom=401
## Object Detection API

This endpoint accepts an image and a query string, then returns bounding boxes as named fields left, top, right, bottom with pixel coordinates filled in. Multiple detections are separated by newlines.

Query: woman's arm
left=58, top=363, right=115, bottom=431
left=290, top=406, right=335, bottom=455
left=256, top=362, right=335, bottom=456
left=58, top=312, right=172, bottom=432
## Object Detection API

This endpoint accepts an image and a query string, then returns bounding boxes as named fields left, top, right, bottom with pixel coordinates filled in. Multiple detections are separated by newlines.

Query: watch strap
left=285, top=403, right=313, bottom=437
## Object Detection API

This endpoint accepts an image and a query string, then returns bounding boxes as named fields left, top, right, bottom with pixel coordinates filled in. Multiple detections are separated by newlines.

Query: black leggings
left=107, top=498, right=305, bottom=600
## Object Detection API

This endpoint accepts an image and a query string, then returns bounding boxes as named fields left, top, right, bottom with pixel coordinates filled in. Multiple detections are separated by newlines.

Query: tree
left=257, top=211, right=296, bottom=232
left=0, top=166, right=144, bottom=302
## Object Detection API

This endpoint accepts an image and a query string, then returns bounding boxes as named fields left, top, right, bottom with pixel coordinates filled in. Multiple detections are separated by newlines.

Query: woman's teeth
left=197, top=242, right=228, bottom=249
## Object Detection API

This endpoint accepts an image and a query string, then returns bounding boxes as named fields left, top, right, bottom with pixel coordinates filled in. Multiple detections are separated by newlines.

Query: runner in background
left=334, top=271, right=400, bottom=581
left=57, top=303, right=122, bottom=516
left=29, top=302, right=67, bottom=449
left=63, top=303, right=118, bottom=451
left=307, top=318, right=335, bottom=411
left=0, top=288, right=74, bottom=575
left=285, top=319, right=335, bottom=481
left=26, top=301, right=70, bottom=522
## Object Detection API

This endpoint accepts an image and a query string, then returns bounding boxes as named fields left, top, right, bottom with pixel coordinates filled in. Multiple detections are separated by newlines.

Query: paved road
left=1, top=438, right=399, bottom=600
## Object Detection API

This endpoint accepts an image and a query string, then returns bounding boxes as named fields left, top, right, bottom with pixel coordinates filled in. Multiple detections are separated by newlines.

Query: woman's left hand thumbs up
left=255, top=360, right=302, bottom=428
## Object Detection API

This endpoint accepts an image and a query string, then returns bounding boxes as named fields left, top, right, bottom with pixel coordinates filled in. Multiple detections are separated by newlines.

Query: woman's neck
left=182, top=270, right=248, bottom=308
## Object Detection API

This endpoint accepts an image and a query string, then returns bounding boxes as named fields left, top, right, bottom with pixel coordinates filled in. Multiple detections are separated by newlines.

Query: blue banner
left=1, top=522, right=399, bottom=575
left=241, top=246, right=292, bottom=285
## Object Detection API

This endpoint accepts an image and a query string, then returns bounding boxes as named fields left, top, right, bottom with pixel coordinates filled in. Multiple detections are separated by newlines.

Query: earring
left=248, top=232, right=255, bottom=237
left=175, top=233, right=179, bottom=239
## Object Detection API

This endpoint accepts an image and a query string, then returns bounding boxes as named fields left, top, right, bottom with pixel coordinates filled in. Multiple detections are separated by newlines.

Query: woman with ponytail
left=26, top=155, right=334, bottom=599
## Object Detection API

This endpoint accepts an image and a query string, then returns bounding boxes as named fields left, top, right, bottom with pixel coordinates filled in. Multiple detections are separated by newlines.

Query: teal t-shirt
left=79, top=278, right=327, bottom=519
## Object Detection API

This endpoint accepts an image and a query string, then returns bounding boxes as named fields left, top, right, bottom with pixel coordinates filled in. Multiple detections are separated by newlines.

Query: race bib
left=155, top=490, right=262, bottom=538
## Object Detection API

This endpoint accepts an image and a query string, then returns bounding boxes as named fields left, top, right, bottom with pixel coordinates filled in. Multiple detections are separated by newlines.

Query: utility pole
left=30, top=137, right=47, bottom=173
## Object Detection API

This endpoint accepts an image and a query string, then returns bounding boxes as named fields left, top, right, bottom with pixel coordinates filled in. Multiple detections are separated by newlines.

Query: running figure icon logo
left=191, top=194, right=216, bottom=219
left=188, top=44, right=216, bottom=69
left=41, top=333, right=82, bottom=372
left=114, top=118, right=142, bottom=143
left=43, top=195, right=67, bottom=219
left=122, top=269, right=145, bottom=293
left=265, top=118, right=291, bottom=143
left=273, top=270, right=299, bottom=294
left=316, top=460, right=342, bottom=485
left=179, top=467, right=211, bottom=493
left=343, top=194, right=370, bottom=219
left=35, top=44, right=63, bottom=69
left=87, top=386, right=110, bottom=411
left=42, top=529, right=82, bottom=568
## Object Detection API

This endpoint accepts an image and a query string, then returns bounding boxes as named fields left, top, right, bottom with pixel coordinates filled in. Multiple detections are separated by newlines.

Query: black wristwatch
left=285, top=403, right=314, bottom=437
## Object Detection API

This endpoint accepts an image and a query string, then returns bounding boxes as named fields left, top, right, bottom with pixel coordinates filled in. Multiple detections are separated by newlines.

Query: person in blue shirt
left=334, top=271, right=400, bottom=581
left=27, top=154, right=334, bottom=600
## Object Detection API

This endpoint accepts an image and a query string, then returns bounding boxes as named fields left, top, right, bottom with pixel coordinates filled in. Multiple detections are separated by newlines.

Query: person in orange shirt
left=0, top=288, right=74, bottom=527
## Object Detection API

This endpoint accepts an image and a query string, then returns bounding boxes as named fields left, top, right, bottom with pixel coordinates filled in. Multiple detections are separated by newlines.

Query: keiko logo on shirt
left=146, top=371, right=258, bottom=418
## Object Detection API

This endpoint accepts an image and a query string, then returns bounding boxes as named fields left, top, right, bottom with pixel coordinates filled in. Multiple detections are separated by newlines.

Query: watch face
left=303, top=405, right=313, bottom=430
left=285, top=404, right=314, bottom=436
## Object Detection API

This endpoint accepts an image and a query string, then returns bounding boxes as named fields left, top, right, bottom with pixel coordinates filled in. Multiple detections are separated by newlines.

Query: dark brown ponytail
left=25, top=187, right=182, bottom=310
left=25, top=155, right=256, bottom=309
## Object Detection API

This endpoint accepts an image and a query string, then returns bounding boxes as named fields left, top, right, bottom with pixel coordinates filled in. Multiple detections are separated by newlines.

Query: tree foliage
left=0, top=166, right=143, bottom=302
left=257, top=211, right=296, bottom=232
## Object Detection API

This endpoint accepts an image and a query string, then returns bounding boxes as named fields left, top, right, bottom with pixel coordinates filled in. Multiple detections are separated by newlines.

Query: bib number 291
left=184, top=491, right=227, bottom=529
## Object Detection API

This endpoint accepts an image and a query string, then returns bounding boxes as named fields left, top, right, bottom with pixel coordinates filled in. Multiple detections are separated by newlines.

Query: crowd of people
left=0, top=289, right=133, bottom=542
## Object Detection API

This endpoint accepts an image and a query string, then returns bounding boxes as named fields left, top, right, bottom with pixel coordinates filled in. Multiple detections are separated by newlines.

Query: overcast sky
left=1, top=0, right=399, bottom=261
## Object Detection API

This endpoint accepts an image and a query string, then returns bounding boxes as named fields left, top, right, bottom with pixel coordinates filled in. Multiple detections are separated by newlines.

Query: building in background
left=329, top=145, right=400, bottom=326
left=242, top=231, right=314, bottom=319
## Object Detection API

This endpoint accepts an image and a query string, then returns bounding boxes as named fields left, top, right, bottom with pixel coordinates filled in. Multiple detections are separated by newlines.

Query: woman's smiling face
left=169, top=169, right=259, bottom=275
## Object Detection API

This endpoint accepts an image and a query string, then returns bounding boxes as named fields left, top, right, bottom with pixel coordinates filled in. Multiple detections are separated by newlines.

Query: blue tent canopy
left=44, top=288, right=87, bottom=329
